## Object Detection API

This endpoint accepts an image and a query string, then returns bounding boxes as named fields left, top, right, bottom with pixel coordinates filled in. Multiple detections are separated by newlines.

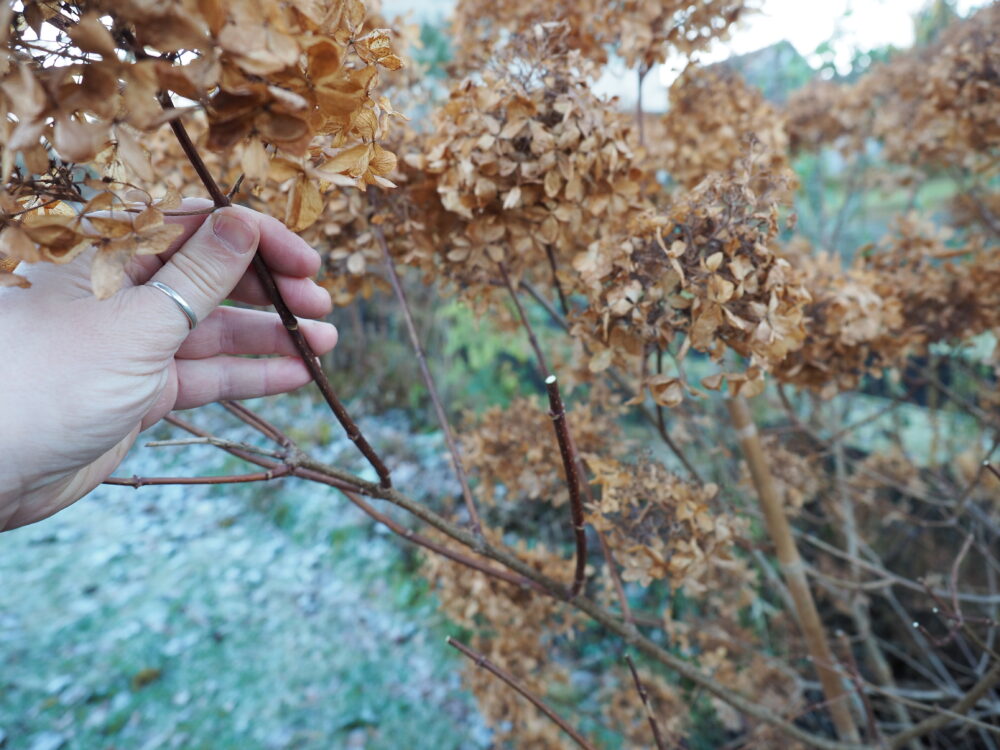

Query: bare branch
left=447, top=637, right=598, bottom=750
left=625, top=654, right=668, bottom=750
left=887, top=659, right=1000, bottom=749
left=104, top=466, right=291, bottom=487
left=157, top=90, right=392, bottom=488
left=368, top=189, right=482, bottom=535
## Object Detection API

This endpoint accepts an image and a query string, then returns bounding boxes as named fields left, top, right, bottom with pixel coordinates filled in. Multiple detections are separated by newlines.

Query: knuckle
left=171, top=250, right=223, bottom=304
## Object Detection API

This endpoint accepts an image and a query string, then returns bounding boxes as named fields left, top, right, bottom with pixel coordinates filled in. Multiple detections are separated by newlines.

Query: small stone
left=28, top=732, right=67, bottom=750
left=44, top=675, right=72, bottom=696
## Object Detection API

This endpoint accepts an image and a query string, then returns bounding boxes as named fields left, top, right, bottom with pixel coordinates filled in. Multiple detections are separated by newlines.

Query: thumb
left=134, top=207, right=260, bottom=345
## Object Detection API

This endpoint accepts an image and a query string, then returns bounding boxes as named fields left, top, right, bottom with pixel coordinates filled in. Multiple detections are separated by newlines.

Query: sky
left=666, top=0, right=986, bottom=76
left=644, top=0, right=988, bottom=106
left=383, top=0, right=988, bottom=109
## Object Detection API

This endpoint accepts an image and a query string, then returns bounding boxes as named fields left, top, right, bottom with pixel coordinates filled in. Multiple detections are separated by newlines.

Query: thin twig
left=625, top=654, right=668, bottom=750
left=144, top=435, right=285, bottom=459
left=447, top=637, right=598, bottom=750
left=340, top=489, right=536, bottom=591
left=154, top=413, right=865, bottom=750
left=160, top=413, right=362, bottom=495
left=104, top=466, right=291, bottom=487
left=835, top=631, right=882, bottom=745
left=521, top=280, right=568, bottom=331
left=221, top=400, right=294, bottom=448
left=498, top=260, right=550, bottom=378
left=887, top=659, right=1000, bottom=749
left=369, top=189, right=482, bottom=535
left=544, top=244, right=570, bottom=316
left=157, top=91, right=392, bottom=488
left=598, top=529, right=634, bottom=628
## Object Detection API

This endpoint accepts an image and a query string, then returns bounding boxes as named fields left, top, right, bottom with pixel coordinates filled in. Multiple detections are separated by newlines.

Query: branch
left=103, top=467, right=291, bottom=487
left=143, top=435, right=285, bottom=459
left=221, top=399, right=294, bottom=448
left=547, top=375, right=588, bottom=598
left=727, top=397, right=861, bottom=743
left=144, top=412, right=866, bottom=750
left=598, top=529, right=634, bottom=628
left=544, top=244, right=570, bottom=316
left=625, top=654, right=668, bottom=750
left=887, top=658, right=1000, bottom=749
left=157, top=91, right=391, bottom=488
left=498, top=260, right=550, bottom=378
left=339, top=489, right=537, bottom=591
left=368, top=189, right=482, bottom=535
left=447, top=637, right=598, bottom=750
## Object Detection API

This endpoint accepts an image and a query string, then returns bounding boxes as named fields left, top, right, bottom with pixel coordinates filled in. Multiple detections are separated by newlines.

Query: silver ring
left=148, top=281, right=197, bottom=330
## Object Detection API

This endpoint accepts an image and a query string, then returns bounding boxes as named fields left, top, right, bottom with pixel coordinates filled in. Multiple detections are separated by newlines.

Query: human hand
left=0, top=199, right=337, bottom=530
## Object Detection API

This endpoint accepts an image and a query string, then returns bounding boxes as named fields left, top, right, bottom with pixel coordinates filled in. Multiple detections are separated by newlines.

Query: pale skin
left=0, top=199, right=339, bottom=530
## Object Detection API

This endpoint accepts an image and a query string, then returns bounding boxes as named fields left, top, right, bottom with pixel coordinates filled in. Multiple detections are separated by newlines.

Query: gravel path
left=0, top=403, right=490, bottom=750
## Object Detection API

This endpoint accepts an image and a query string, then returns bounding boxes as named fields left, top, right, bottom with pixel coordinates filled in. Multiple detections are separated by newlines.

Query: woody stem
left=158, top=92, right=392, bottom=488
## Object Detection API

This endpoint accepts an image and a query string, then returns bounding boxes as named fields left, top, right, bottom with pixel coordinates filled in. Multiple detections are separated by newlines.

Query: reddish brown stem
left=158, top=91, right=391, bottom=488
left=340, top=489, right=540, bottom=591
left=625, top=654, right=668, bottom=750
left=221, top=400, right=294, bottom=448
left=161, top=413, right=363, bottom=494
left=547, top=374, right=588, bottom=598
left=985, top=461, right=1000, bottom=482
left=368, top=190, right=482, bottom=535
left=447, top=637, right=598, bottom=750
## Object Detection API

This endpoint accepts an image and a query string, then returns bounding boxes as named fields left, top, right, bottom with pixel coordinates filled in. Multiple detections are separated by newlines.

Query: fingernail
left=212, top=212, right=256, bottom=254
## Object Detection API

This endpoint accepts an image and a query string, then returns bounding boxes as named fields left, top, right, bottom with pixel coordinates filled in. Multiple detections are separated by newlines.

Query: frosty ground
left=0, top=401, right=491, bottom=750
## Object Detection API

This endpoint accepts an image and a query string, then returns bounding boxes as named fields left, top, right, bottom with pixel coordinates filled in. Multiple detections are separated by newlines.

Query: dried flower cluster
left=785, top=3, right=999, bottom=174
left=0, top=0, right=401, bottom=292
left=652, top=66, right=791, bottom=191
left=402, top=33, right=648, bottom=293
left=585, top=455, right=734, bottom=588
left=570, top=161, right=809, bottom=396
left=451, top=0, right=750, bottom=71
left=777, top=214, right=998, bottom=392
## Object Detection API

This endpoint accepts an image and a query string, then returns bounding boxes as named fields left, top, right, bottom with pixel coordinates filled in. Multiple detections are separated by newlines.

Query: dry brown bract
left=451, top=0, right=751, bottom=72
left=653, top=66, right=791, bottom=192
left=0, top=0, right=400, bottom=293
left=785, top=3, right=999, bottom=175
left=569, top=158, right=810, bottom=397
left=777, top=214, right=998, bottom=394
left=402, top=30, right=649, bottom=296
